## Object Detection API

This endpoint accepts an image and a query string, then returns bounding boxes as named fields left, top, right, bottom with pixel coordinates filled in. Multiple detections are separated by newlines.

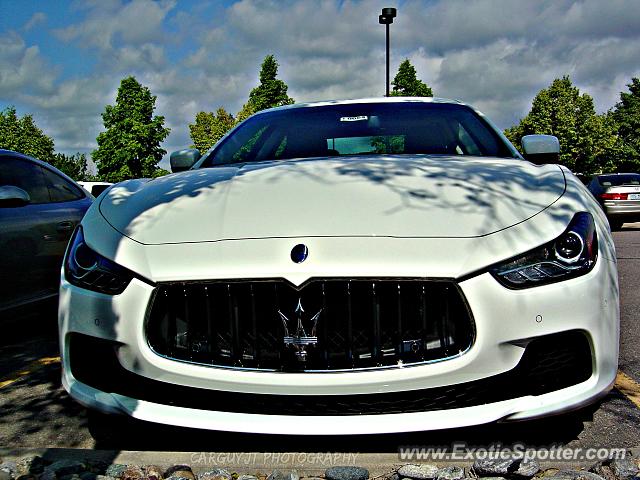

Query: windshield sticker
left=340, top=116, right=368, bottom=122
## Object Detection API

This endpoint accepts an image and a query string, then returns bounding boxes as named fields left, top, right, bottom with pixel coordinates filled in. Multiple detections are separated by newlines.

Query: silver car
left=587, top=173, right=640, bottom=230
left=0, top=149, right=93, bottom=313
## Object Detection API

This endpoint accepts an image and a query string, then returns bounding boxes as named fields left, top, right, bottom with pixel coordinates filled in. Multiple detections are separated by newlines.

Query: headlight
left=64, top=226, right=134, bottom=294
left=491, top=212, right=597, bottom=289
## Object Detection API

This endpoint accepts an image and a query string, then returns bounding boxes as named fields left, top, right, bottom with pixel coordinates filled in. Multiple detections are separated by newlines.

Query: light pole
left=379, top=7, right=397, bottom=97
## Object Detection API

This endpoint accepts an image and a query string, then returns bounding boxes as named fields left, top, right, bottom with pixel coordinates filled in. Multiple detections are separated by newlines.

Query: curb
left=1, top=449, right=640, bottom=476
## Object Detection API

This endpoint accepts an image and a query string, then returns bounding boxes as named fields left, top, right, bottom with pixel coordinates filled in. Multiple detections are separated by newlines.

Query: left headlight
left=491, top=211, right=598, bottom=289
left=64, top=226, right=134, bottom=295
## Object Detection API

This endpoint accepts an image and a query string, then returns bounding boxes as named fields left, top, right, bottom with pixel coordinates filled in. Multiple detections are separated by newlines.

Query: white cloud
left=22, top=75, right=114, bottom=153
left=110, top=44, right=168, bottom=72
left=54, top=0, right=176, bottom=51
left=52, top=0, right=176, bottom=74
left=225, top=0, right=381, bottom=59
left=433, top=40, right=562, bottom=125
left=0, top=31, right=57, bottom=97
left=24, top=12, right=47, bottom=31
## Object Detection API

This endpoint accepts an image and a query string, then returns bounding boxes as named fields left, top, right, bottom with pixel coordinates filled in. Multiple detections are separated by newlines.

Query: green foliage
left=235, top=102, right=256, bottom=125
left=150, top=168, right=171, bottom=178
left=50, top=152, right=92, bottom=181
left=371, top=135, right=405, bottom=153
left=233, top=126, right=268, bottom=162
left=189, top=108, right=235, bottom=153
left=92, top=76, right=170, bottom=182
left=244, top=55, right=294, bottom=114
left=612, top=77, right=640, bottom=172
left=504, top=76, right=617, bottom=174
left=390, top=59, right=433, bottom=97
left=0, top=106, right=55, bottom=160
left=584, top=111, right=622, bottom=173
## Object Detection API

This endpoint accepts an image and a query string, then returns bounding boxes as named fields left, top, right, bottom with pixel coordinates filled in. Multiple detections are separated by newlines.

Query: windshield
left=199, top=102, right=518, bottom=167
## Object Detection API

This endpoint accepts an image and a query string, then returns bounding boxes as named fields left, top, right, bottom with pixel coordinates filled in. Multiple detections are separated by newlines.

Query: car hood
left=99, top=156, right=565, bottom=245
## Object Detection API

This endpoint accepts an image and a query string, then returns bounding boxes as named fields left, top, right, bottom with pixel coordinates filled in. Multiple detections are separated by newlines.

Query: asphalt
left=616, top=225, right=640, bottom=383
left=1, top=224, right=640, bottom=452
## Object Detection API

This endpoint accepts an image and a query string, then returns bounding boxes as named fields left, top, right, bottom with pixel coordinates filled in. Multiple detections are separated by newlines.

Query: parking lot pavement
left=1, top=223, right=640, bottom=450
left=615, top=222, right=640, bottom=384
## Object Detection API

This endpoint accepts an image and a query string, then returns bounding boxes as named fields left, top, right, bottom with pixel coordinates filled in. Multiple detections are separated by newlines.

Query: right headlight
left=64, top=226, right=135, bottom=295
left=490, top=212, right=598, bottom=289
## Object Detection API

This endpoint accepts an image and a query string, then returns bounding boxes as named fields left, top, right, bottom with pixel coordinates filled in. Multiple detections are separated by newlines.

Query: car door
left=38, top=165, right=93, bottom=293
left=0, top=154, right=92, bottom=311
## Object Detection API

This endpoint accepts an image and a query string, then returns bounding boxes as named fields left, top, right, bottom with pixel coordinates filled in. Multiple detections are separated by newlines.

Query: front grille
left=146, top=279, right=475, bottom=372
left=69, top=330, right=594, bottom=416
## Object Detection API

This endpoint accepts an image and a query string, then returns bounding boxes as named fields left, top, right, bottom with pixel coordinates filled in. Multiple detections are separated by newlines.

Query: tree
left=240, top=54, right=294, bottom=117
left=390, top=59, right=433, bottom=97
left=49, top=152, right=92, bottom=181
left=611, top=77, right=640, bottom=171
left=92, top=76, right=170, bottom=182
left=235, top=102, right=256, bottom=125
left=189, top=108, right=235, bottom=153
left=504, top=76, right=617, bottom=174
left=0, top=106, right=55, bottom=160
left=587, top=112, right=622, bottom=173
left=370, top=136, right=404, bottom=153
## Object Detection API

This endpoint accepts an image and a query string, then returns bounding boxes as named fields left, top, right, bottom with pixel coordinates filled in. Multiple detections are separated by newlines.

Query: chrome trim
left=143, top=276, right=477, bottom=374
left=145, top=342, right=474, bottom=374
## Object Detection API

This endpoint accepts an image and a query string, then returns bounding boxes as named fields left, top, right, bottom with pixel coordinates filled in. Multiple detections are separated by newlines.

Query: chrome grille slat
left=372, top=282, right=382, bottom=364
left=320, top=282, right=329, bottom=367
left=443, top=286, right=451, bottom=353
left=419, top=284, right=427, bottom=361
left=346, top=281, right=353, bottom=366
left=250, top=284, right=259, bottom=363
left=396, top=283, right=402, bottom=356
left=204, top=286, right=215, bottom=361
left=146, top=279, right=475, bottom=372
left=183, top=287, right=191, bottom=359
left=166, top=288, right=177, bottom=356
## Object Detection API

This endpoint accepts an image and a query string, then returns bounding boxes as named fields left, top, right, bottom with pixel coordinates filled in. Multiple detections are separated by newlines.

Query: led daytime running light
left=65, top=227, right=134, bottom=295
left=491, top=212, right=597, bottom=289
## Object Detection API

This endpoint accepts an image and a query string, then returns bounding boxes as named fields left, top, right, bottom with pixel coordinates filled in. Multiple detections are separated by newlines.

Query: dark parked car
left=0, top=149, right=93, bottom=313
left=587, top=173, right=640, bottom=230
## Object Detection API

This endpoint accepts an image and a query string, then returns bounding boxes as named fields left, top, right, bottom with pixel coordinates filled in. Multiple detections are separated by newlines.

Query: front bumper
left=58, top=237, right=619, bottom=434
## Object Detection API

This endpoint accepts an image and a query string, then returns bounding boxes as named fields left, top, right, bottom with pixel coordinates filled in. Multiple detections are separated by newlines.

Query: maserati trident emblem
left=290, top=244, right=309, bottom=263
left=278, top=298, right=322, bottom=362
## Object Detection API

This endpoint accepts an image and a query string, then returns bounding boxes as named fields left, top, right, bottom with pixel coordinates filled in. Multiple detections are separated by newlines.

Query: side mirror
left=170, top=149, right=201, bottom=173
left=521, top=135, right=560, bottom=165
left=0, top=185, right=31, bottom=207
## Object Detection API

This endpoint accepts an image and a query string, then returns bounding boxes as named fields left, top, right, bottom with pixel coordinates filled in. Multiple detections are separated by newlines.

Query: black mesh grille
left=145, top=279, right=475, bottom=372
left=69, top=330, right=593, bottom=416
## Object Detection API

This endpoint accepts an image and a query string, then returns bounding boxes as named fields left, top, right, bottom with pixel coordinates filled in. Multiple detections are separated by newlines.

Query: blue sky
left=2, top=0, right=640, bottom=172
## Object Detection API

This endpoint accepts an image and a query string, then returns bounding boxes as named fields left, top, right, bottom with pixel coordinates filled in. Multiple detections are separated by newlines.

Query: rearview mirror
left=521, top=135, right=560, bottom=165
left=0, top=185, right=31, bottom=207
left=170, top=149, right=201, bottom=173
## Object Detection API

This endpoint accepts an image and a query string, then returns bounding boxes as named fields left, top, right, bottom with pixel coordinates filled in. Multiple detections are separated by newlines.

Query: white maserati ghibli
left=59, top=98, right=619, bottom=434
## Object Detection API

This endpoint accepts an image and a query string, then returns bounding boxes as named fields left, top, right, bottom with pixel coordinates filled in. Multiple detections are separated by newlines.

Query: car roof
left=0, top=149, right=56, bottom=171
left=0, top=149, right=40, bottom=162
left=597, top=172, right=640, bottom=177
left=0, top=149, right=89, bottom=194
left=258, top=97, right=468, bottom=114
